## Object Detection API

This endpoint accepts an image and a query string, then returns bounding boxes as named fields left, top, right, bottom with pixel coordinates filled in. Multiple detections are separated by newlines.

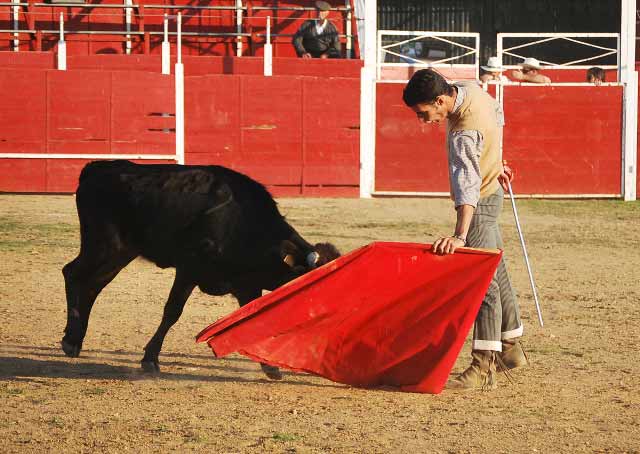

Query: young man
left=292, top=1, right=341, bottom=59
left=511, top=57, right=551, bottom=84
left=402, top=69, right=528, bottom=390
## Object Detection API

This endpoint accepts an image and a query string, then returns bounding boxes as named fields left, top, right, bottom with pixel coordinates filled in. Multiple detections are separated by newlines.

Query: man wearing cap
left=292, top=1, right=341, bottom=59
left=479, top=57, right=510, bottom=83
left=402, top=68, right=528, bottom=391
left=511, top=58, right=551, bottom=84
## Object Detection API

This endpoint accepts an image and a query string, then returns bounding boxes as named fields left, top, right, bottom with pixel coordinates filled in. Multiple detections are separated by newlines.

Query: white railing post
left=621, top=0, right=637, bottom=201
left=345, top=1, right=352, bottom=59
left=175, top=13, right=185, bottom=165
left=263, top=16, right=272, bottom=76
left=236, top=0, right=243, bottom=57
left=125, top=0, right=132, bottom=55
left=57, top=13, right=67, bottom=70
left=12, top=0, right=19, bottom=51
left=359, top=0, right=376, bottom=198
left=162, top=14, right=170, bottom=75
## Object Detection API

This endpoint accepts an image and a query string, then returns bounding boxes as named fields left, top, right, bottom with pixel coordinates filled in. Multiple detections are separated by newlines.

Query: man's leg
left=495, top=214, right=528, bottom=370
left=448, top=191, right=502, bottom=390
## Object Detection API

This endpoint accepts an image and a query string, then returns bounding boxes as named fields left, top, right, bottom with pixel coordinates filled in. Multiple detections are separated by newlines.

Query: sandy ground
left=1, top=194, right=639, bottom=454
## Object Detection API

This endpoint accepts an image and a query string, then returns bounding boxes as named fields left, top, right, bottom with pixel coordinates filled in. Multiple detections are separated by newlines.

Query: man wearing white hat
left=511, top=57, right=551, bottom=84
left=479, top=57, right=510, bottom=83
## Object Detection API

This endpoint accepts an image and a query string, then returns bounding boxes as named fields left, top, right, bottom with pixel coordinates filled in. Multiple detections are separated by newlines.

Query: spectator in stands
left=402, top=69, right=526, bottom=391
left=479, top=57, right=509, bottom=83
left=292, top=1, right=341, bottom=59
left=511, top=57, right=551, bottom=84
left=587, top=67, right=606, bottom=85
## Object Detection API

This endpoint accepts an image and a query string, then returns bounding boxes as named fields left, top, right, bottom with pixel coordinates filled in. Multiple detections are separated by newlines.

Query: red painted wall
left=0, top=69, right=360, bottom=196
left=375, top=83, right=623, bottom=195
left=0, top=52, right=362, bottom=78
left=0, top=62, right=632, bottom=198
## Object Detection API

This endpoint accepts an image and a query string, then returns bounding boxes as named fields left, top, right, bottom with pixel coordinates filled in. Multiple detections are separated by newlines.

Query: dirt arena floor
left=1, top=194, right=639, bottom=453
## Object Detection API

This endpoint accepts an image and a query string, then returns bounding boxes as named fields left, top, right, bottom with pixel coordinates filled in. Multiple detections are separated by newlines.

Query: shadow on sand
left=0, top=347, right=346, bottom=390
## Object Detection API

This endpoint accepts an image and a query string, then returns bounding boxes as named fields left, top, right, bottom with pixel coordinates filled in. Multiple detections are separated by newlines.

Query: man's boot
left=446, top=350, right=497, bottom=390
left=497, top=338, right=529, bottom=371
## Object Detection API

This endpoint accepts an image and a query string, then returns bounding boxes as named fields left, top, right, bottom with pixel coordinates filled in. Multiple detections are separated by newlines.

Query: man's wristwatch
left=453, top=234, right=467, bottom=245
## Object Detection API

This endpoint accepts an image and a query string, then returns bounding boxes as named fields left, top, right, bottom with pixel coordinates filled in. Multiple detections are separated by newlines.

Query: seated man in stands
left=511, top=57, right=551, bottom=84
left=479, top=57, right=509, bottom=83
left=292, top=1, right=341, bottom=59
left=586, top=67, right=606, bottom=85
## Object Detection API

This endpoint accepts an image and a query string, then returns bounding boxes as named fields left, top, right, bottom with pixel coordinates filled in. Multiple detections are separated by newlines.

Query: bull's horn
left=283, top=254, right=296, bottom=267
left=306, top=251, right=320, bottom=268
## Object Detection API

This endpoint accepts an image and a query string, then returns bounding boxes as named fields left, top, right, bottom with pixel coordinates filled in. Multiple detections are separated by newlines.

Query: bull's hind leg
left=233, top=288, right=283, bottom=381
left=141, top=269, right=195, bottom=373
left=62, top=249, right=136, bottom=357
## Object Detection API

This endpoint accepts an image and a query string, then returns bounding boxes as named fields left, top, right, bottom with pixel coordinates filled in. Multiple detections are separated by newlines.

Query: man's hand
left=432, top=236, right=465, bottom=255
left=302, top=53, right=312, bottom=59
left=498, top=160, right=515, bottom=193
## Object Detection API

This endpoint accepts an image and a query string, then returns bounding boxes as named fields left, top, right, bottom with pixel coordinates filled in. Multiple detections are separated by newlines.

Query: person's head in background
left=586, top=67, right=606, bottom=85
left=480, top=56, right=507, bottom=83
left=511, top=57, right=551, bottom=84
left=315, top=0, right=330, bottom=21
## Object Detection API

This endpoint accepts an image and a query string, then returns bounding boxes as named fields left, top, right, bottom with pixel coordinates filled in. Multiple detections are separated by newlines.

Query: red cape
left=196, top=242, right=502, bottom=394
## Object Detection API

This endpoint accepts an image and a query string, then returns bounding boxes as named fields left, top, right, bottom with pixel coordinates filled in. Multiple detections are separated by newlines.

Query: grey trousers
left=466, top=187, right=523, bottom=352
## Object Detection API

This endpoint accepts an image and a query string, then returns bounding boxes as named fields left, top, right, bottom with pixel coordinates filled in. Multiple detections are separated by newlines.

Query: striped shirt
left=448, top=85, right=504, bottom=208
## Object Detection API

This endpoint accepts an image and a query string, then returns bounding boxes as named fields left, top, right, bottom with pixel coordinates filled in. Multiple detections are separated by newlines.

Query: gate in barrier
left=369, top=31, right=631, bottom=198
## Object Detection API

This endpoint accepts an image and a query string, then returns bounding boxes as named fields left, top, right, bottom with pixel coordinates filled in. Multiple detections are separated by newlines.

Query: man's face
left=411, top=97, right=448, bottom=124
left=317, top=9, right=329, bottom=20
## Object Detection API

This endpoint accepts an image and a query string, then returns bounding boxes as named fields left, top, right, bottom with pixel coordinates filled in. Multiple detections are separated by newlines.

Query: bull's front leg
left=62, top=250, right=136, bottom=358
left=233, top=287, right=283, bottom=381
left=142, top=269, right=195, bottom=373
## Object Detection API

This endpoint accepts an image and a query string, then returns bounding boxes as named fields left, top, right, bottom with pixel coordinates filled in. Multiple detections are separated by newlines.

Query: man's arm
left=329, top=23, right=341, bottom=56
left=433, top=130, right=482, bottom=255
left=292, top=21, right=312, bottom=57
left=433, top=204, right=474, bottom=254
left=511, top=70, right=551, bottom=84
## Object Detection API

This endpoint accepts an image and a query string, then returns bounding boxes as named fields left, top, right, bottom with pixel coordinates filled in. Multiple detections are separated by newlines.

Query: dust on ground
left=1, top=194, right=639, bottom=453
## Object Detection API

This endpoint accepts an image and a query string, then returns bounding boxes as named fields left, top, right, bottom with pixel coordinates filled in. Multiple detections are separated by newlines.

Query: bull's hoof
left=260, top=363, right=283, bottom=380
left=61, top=339, right=81, bottom=358
left=141, top=360, right=160, bottom=374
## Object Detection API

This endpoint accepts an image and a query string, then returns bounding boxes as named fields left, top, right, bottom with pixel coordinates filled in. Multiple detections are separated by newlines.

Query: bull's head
left=280, top=240, right=341, bottom=274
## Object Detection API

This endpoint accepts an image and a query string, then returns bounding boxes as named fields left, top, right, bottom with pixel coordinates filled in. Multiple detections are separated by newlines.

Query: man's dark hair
left=402, top=69, right=454, bottom=107
left=586, top=67, right=606, bottom=83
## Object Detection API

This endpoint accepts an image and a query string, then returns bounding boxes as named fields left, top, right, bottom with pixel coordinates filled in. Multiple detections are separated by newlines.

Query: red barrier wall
left=0, top=69, right=360, bottom=196
left=185, top=74, right=360, bottom=195
left=0, top=65, right=631, bottom=198
left=375, top=84, right=623, bottom=195
left=375, top=84, right=449, bottom=193
left=0, top=52, right=362, bottom=78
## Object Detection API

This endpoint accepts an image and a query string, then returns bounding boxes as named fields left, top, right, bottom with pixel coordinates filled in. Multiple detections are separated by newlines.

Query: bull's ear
left=280, top=240, right=300, bottom=267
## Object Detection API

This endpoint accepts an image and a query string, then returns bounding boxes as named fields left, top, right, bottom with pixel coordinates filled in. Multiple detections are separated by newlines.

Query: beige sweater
left=447, top=83, right=502, bottom=199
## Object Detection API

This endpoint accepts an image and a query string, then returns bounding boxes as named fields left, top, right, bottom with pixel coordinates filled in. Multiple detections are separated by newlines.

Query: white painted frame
left=497, top=24, right=637, bottom=201
left=377, top=30, right=481, bottom=82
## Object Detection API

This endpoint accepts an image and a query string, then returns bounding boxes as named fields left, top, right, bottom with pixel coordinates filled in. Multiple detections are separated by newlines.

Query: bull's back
left=74, top=160, right=289, bottom=266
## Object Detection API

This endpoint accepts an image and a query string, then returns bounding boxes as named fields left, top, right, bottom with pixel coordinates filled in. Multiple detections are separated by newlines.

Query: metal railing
left=2, top=0, right=357, bottom=57
left=376, top=30, right=480, bottom=82
left=497, top=32, right=620, bottom=79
